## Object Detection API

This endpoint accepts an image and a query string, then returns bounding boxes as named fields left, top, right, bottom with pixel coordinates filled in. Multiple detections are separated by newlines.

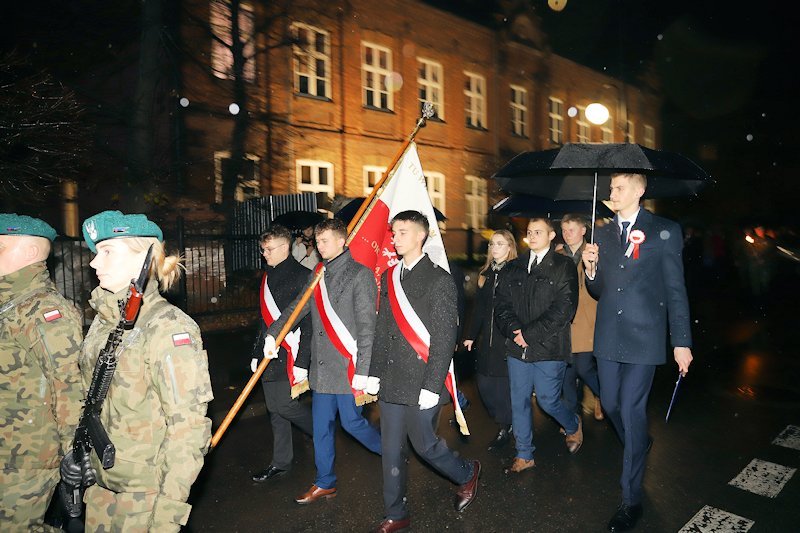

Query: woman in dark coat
left=463, top=229, right=518, bottom=450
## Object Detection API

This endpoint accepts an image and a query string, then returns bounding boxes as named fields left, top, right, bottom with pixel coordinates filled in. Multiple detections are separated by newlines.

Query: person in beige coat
left=558, top=214, right=603, bottom=421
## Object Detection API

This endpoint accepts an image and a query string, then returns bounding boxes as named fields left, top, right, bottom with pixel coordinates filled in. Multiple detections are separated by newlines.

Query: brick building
left=179, top=0, right=661, bottom=252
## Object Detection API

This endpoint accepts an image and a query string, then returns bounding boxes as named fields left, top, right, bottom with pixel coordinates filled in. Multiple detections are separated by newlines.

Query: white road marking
left=728, top=458, right=796, bottom=498
left=678, top=505, right=754, bottom=533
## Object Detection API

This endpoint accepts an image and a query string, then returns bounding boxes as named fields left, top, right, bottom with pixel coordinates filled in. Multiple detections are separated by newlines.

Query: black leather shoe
left=607, top=503, right=642, bottom=532
left=252, top=465, right=287, bottom=483
left=487, top=426, right=512, bottom=451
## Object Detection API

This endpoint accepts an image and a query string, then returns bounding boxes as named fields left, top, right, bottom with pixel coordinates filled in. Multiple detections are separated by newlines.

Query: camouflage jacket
left=81, top=281, right=213, bottom=524
left=0, top=262, right=83, bottom=469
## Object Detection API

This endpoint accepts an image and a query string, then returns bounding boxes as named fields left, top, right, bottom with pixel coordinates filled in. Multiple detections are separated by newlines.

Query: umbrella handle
left=590, top=171, right=598, bottom=244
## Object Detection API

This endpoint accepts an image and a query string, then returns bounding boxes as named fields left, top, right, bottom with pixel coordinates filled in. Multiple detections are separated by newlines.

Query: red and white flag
left=348, top=143, right=469, bottom=435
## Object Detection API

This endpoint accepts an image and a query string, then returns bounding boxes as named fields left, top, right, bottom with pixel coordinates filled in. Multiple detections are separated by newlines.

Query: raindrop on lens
left=210, top=296, right=218, bottom=303
left=179, top=98, right=189, bottom=108
left=229, top=103, right=240, bottom=115
left=391, top=467, right=400, bottom=477
left=660, top=230, right=670, bottom=240
left=746, top=134, right=753, bottom=141
left=567, top=106, right=578, bottom=118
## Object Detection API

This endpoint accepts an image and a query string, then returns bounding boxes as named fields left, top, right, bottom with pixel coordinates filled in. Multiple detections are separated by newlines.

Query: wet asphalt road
left=186, top=267, right=800, bottom=533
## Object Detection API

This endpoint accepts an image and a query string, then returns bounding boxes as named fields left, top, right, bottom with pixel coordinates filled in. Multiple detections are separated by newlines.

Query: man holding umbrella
left=582, top=173, right=693, bottom=532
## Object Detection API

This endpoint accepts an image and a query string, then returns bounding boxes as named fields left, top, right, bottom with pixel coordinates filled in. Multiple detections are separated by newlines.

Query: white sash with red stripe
left=312, top=264, right=362, bottom=397
left=259, top=273, right=301, bottom=386
left=386, top=264, right=470, bottom=435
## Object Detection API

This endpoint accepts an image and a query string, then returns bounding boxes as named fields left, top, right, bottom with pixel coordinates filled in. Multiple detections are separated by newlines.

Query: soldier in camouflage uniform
left=0, top=214, right=83, bottom=532
left=75, top=211, right=213, bottom=532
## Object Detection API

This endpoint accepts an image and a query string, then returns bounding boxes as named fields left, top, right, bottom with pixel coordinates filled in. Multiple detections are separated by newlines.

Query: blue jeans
left=312, top=392, right=382, bottom=489
left=508, top=356, right=579, bottom=460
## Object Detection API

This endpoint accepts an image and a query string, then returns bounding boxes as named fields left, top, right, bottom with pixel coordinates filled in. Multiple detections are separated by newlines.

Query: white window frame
left=210, top=1, right=256, bottom=82
left=362, top=42, right=393, bottom=110
left=464, top=71, right=487, bottom=129
left=510, top=84, right=527, bottom=137
left=549, top=97, right=564, bottom=144
left=626, top=120, right=635, bottom=143
left=296, top=159, right=334, bottom=197
left=464, top=175, right=487, bottom=230
left=643, top=125, right=656, bottom=148
left=576, top=106, right=590, bottom=143
left=363, top=165, right=386, bottom=195
left=417, top=58, right=444, bottom=120
left=291, top=22, right=331, bottom=98
left=425, top=171, right=446, bottom=218
left=214, top=151, right=260, bottom=204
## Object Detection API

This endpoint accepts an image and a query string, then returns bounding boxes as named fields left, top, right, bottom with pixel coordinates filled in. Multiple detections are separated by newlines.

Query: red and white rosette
left=629, top=229, right=646, bottom=259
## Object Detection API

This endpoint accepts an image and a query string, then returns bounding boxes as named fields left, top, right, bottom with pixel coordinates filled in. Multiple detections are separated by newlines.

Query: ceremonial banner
left=348, top=143, right=469, bottom=435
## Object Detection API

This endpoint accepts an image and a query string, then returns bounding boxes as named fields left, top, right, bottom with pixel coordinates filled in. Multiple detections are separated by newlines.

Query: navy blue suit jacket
left=588, top=209, right=692, bottom=365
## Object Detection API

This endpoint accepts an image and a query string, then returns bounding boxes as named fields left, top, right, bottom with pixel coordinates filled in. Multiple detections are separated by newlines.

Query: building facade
left=179, top=0, right=661, bottom=252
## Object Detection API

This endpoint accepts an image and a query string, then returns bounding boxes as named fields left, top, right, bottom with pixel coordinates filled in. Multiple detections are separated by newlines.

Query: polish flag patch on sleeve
left=172, top=332, right=192, bottom=346
left=43, top=309, right=62, bottom=322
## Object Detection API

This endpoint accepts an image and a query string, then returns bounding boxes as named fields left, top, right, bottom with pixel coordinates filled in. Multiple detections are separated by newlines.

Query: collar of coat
left=322, top=247, right=353, bottom=274
left=508, top=246, right=554, bottom=273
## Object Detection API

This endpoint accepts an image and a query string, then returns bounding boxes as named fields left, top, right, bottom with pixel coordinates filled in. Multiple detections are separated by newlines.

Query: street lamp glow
left=585, top=103, right=610, bottom=125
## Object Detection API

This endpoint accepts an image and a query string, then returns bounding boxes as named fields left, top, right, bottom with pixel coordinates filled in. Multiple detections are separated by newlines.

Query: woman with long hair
left=463, top=229, right=518, bottom=450
left=75, top=211, right=212, bottom=532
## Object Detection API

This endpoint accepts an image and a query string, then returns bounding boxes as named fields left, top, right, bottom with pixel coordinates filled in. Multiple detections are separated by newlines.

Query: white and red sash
left=386, top=264, right=470, bottom=435
left=259, top=273, right=301, bottom=386
left=312, top=264, right=363, bottom=397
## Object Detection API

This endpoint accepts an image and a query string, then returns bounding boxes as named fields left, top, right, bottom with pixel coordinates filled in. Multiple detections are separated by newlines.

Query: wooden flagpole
left=210, top=103, right=435, bottom=449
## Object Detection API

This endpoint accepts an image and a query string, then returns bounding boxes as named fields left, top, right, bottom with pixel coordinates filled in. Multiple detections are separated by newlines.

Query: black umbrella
left=492, top=143, right=711, bottom=200
left=491, top=194, right=614, bottom=220
left=335, top=197, right=447, bottom=224
left=271, top=210, right=324, bottom=231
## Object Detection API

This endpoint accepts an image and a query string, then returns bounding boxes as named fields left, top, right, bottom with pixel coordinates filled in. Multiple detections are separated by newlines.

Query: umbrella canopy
left=492, top=194, right=614, bottom=220
left=271, top=210, right=324, bottom=231
left=492, top=143, right=712, bottom=200
left=335, top=197, right=447, bottom=224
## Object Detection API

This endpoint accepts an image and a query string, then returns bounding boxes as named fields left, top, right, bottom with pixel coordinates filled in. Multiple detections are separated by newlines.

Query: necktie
left=529, top=255, right=538, bottom=273
left=620, top=221, right=630, bottom=247
left=400, top=267, right=408, bottom=281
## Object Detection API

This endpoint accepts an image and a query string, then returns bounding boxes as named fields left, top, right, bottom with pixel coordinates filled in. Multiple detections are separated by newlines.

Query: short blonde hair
left=120, top=237, right=183, bottom=292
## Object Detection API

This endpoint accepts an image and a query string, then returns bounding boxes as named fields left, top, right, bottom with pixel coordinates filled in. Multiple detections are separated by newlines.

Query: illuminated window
left=602, top=122, right=614, bottom=143
left=214, top=151, right=260, bottom=203
left=425, top=171, right=446, bottom=217
left=362, top=42, right=393, bottom=110
left=576, top=106, right=590, bottom=143
left=626, top=120, right=635, bottom=143
left=643, top=125, right=655, bottom=148
left=418, top=58, right=444, bottom=119
left=510, top=85, right=527, bottom=137
left=210, top=1, right=255, bottom=82
left=291, top=23, right=330, bottom=98
left=464, top=72, right=487, bottom=129
left=363, top=165, right=386, bottom=195
left=296, top=160, right=334, bottom=197
left=465, top=175, right=487, bottom=230
left=549, top=97, right=564, bottom=144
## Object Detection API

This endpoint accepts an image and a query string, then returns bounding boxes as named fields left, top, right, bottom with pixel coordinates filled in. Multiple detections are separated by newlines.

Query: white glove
left=366, top=376, right=380, bottom=395
left=263, top=335, right=278, bottom=359
left=351, top=374, right=369, bottom=390
left=250, top=358, right=258, bottom=373
left=418, top=389, right=439, bottom=410
left=293, top=366, right=308, bottom=383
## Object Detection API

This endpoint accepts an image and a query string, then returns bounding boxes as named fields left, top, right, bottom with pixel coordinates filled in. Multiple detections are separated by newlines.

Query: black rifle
left=58, top=245, right=154, bottom=518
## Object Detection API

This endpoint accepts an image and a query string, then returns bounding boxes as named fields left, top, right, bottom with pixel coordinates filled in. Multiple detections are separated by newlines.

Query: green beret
left=0, top=213, right=58, bottom=241
left=82, top=210, right=163, bottom=252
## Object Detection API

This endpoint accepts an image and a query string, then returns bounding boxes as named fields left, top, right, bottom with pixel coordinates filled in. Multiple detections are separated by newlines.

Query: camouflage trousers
left=84, top=484, right=175, bottom=533
left=0, top=466, right=61, bottom=532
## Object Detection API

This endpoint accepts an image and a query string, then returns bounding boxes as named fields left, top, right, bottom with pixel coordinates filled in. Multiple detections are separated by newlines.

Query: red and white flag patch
left=172, top=332, right=192, bottom=346
left=43, top=309, right=62, bottom=322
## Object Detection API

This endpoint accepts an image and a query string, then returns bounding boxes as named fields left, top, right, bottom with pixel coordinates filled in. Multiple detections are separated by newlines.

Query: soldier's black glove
left=81, top=452, right=97, bottom=487
left=59, top=450, right=82, bottom=486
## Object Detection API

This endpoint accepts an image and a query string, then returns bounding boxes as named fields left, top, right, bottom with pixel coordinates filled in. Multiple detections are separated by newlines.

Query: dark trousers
left=379, top=401, right=473, bottom=520
left=261, top=380, right=314, bottom=470
left=312, top=392, right=382, bottom=489
left=562, top=351, right=601, bottom=414
left=476, top=372, right=512, bottom=426
left=596, top=358, right=656, bottom=506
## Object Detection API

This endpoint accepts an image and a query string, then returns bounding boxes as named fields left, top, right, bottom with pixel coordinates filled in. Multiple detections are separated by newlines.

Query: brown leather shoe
left=504, top=457, right=536, bottom=474
left=565, top=417, right=583, bottom=454
left=370, top=518, right=411, bottom=533
left=594, top=398, right=605, bottom=421
left=295, top=484, right=336, bottom=504
left=454, top=460, right=480, bottom=512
